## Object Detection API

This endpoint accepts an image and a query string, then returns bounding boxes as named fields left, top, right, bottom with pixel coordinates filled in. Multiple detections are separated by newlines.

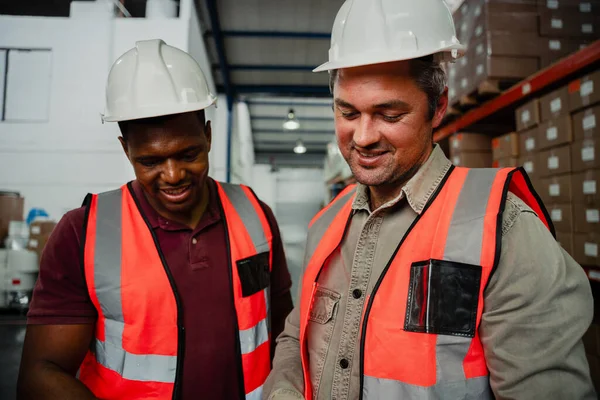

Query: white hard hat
left=102, top=39, right=217, bottom=122
left=313, top=0, right=466, bottom=72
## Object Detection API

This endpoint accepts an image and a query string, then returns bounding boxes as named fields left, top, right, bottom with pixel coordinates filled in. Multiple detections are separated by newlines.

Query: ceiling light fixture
left=293, top=139, right=307, bottom=154
left=283, top=108, right=300, bottom=130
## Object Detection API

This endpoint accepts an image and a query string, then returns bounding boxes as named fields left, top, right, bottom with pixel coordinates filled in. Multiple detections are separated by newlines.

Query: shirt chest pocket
left=309, top=287, right=341, bottom=324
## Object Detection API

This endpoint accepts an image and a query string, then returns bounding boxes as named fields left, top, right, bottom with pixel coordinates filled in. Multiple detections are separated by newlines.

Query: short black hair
left=118, top=110, right=206, bottom=141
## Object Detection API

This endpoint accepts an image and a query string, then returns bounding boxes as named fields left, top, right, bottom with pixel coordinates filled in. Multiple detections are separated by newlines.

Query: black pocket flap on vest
left=404, top=259, right=481, bottom=338
left=236, top=251, right=270, bottom=297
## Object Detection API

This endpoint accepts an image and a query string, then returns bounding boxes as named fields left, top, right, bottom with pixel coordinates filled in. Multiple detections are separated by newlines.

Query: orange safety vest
left=78, top=182, right=273, bottom=400
left=299, top=167, right=553, bottom=399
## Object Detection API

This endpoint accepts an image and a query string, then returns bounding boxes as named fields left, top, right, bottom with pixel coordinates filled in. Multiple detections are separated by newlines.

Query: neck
left=368, top=145, right=434, bottom=211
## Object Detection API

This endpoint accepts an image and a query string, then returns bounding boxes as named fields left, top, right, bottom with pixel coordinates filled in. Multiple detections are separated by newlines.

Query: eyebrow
left=134, top=145, right=203, bottom=163
left=334, top=98, right=411, bottom=110
left=372, top=100, right=411, bottom=110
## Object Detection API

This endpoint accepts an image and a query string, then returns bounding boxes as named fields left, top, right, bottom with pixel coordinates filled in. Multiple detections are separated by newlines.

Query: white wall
left=0, top=0, right=219, bottom=220
left=230, top=101, right=254, bottom=185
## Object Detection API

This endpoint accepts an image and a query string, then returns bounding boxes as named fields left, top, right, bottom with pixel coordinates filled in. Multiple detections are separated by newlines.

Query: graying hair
left=328, top=57, right=447, bottom=120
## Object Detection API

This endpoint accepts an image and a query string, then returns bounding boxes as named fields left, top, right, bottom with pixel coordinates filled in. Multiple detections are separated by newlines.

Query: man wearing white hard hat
left=18, top=39, right=293, bottom=400
left=264, top=1, right=595, bottom=399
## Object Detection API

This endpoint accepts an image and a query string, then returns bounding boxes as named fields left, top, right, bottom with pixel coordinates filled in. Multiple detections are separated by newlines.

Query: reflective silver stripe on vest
left=443, top=168, right=497, bottom=266
left=92, top=189, right=177, bottom=383
left=246, top=384, right=263, bottom=400
left=436, top=168, right=497, bottom=384
left=363, top=375, right=492, bottom=399
left=239, top=302, right=270, bottom=355
left=220, top=183, right=270, bottom=254
left=304, top=188, right=356, bottom=266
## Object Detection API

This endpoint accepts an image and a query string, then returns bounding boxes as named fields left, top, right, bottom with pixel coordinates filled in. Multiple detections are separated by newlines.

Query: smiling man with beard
left=264, top=1, right=595, bottom=399
left=17, top=39, right=293, bottom=400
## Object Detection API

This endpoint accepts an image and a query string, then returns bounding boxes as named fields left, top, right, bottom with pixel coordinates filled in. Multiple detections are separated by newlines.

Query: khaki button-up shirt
left=264, top=145, right=596, bottom=400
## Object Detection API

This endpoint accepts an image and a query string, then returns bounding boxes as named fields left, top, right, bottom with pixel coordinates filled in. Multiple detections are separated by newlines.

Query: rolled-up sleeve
left=481, top=194, right=596, bottom=399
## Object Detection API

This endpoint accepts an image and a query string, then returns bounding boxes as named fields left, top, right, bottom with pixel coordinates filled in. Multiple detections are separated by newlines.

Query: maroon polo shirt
left=27, top=178, right=294, bottom=399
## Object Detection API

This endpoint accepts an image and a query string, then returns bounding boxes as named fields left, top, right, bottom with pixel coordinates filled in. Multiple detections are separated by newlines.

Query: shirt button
left=192, top=238, right=197, bottom=245
left=340, top=359, right=349, bottom=369
left=352, top=289, right=362, bottom=299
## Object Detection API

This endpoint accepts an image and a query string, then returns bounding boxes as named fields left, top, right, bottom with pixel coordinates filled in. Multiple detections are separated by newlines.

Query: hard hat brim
left=102, top=97, right=217, bottom=123
left=313, top=45, right=467, bottom=73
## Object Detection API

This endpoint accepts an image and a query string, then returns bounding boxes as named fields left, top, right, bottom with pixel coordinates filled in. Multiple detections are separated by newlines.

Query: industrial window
left=1, top=48, right=52, bottom=122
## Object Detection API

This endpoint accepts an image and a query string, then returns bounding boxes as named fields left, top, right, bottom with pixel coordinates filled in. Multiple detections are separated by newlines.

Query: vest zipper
left=357, top=166, right=455, bottom=400
left=127, top=183, right=185, bottom=400
left=217, top=196, right=247, bottom=400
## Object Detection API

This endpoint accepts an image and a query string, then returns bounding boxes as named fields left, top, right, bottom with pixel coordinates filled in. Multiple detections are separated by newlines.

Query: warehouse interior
left=1, top=0, right=600, bottom=398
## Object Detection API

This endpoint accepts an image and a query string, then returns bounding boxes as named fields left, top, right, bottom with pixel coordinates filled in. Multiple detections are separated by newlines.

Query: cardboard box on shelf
left=452, top=152, right=493, bottom=168
left=573, top=232, right=600, bottom=266
left=449, top=133, right=492, bottom=156
left=476, top=32, right=543, bottom=58
left=472, top=55, right=540, bottom=81
left=456, top=0, right=538, bottom=38
left=29, top=221, right=57, bottom=236
left=484, top=0, right=538, bottom=14
left=540, top=86, right=570, bottom=122
left=539, top=145, right=572, bottom=177
left=461, top=12, right=540, bottom=45
left=493, top=157, right=519, bottom=168
left=538, top=115, right=573, bottom=150
left=519, top=154, right=540, bottom=180
left=548, top=203, right=573, bottom=232
left=539, top=11, right=600, bottom=38
left=556, top=231, right=574, bottom=257
left=573, top=104, right=600, bottom=142
left=492, top=132, right=519, bottom=160
left=572, top=138, right=600, bottom=172
left=574, top=204, right=600, bottom=233
left=516, top=99, right=541, bottom=131
left=28, top=233, right=51, bottom=260
left=572, top=170, right=600, bottom=205
left=539, top=174, right=573, bottom=204
left=538, top=0, right=600, bottom=15
left=0, top=192, right=25, bottom=246
left=540, top=38, right=589, bottom=68
left=519, top=127, right=540, bottom=155
left=569, top=70, right=600, bottom=112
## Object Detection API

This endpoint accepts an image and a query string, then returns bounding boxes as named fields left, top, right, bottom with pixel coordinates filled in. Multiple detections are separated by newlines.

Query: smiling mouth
left=161, top=185, right=191, bottom=196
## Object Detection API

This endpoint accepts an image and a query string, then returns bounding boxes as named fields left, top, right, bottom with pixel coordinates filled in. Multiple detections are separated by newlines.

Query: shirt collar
left=351, top=144, right=452, bottom=214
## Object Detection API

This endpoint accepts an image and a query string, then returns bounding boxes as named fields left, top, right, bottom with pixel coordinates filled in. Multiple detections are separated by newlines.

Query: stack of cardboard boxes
left=449, top=133, right=492, bottom=167
left=448, top=0, right=596, bottom=107
left=512, top=69, right=600, bottom=264
left=537, top=0, right=600, bottom=68
left=28, top=221, right=57, bottom=261
left=492, top=132, right=519, bottom=168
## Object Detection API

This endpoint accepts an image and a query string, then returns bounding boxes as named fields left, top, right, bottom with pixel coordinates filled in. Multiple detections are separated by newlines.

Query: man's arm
left=18, top=324, right=97, bottom=400
left=481, top=193, right=596, bottom=399
left=18, top=208, right=99, bottom=399
left=263, top=306, right=305, bottom=400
